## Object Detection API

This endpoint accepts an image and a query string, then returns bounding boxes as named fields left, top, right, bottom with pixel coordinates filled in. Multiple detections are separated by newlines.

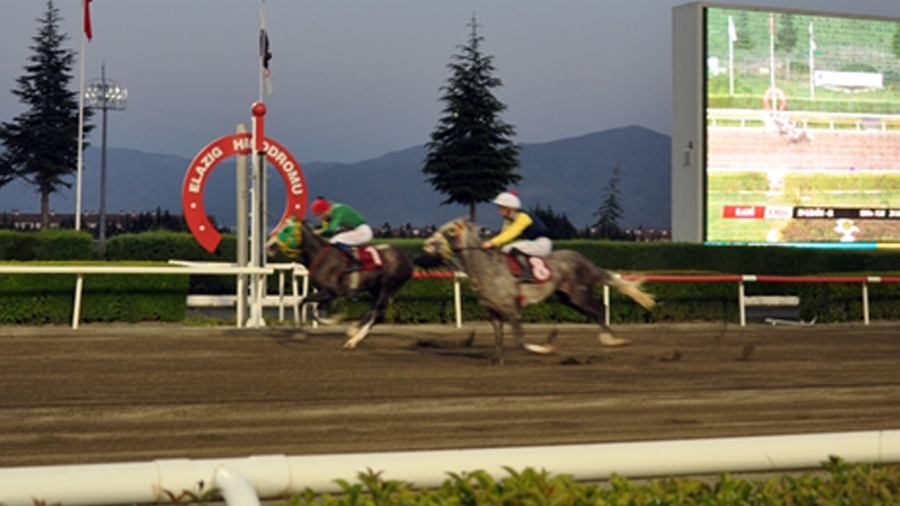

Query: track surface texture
left=1, top=322, right=899, bottom=468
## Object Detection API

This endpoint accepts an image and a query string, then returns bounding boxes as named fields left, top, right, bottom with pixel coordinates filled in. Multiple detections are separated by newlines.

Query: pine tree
left=593, top=163, right=624, bottom=240
left=893, top=24, right=900, bottom=60
left=529, top=204, right=577, bottom=240
left=734, top=11, right=754, bottom=52
left=775, top=13, right=798, bottom=78
left=422, top=14, right=521, bottom=221
left=0, top=0, right=92, bottom=229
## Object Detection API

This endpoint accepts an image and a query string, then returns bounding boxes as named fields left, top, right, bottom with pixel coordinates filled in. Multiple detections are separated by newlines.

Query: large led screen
left=704, top=6, right=900, bottom=249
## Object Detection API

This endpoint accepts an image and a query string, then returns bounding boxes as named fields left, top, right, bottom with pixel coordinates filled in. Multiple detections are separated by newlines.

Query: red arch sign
left=182, top=133, right=307, bottom=252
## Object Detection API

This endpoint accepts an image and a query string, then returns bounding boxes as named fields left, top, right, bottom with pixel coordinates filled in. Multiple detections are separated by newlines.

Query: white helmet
left=493, top=191, right=521, bottom=210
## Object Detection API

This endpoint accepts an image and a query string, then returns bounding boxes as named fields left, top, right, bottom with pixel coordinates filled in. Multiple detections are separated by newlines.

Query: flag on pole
left=809, top=21, right=817, bottom=51
left=769, top=13, right=775, bottom=36
left=728, top=16, right=737, bottom=42
left=83, top=0, right=93, bottom=40
left=260, top=1, right=272, bottom=95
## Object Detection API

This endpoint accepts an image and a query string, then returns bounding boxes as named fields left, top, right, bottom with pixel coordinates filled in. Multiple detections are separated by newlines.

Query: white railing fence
left=1, top=430, right=898, bottom=506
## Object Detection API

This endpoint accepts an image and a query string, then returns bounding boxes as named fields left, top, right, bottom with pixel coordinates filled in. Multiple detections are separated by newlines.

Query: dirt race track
left=1, top=322, right=899, bottom=470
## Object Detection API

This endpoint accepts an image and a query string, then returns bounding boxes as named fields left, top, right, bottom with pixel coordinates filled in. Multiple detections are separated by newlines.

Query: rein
left=308, top=242, right=332, bottom=273
left=452, top=226, right=498, bottom=293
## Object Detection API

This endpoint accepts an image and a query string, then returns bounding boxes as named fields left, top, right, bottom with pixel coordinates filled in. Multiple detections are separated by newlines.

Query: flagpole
left=259, top=0, right=266, bottom=103
left=769, top=13, right=776, bottom=88
left=728, top=16, right=735, bottom=96
left=75, top=0, right=87, bottom=231
left=809, top=21, right=815, bottom=100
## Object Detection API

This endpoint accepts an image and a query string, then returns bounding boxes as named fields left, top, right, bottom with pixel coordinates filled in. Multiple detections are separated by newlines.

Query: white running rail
left=0, top=265, right=274, bottom=329
left=0, top=430, right=898, bottom=506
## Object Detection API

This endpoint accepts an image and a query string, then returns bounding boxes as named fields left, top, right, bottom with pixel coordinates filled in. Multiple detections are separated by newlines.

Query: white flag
left=728, top=16, right=737, bottom=43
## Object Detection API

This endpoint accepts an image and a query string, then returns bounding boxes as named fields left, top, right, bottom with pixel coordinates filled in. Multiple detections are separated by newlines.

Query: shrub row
left=267, top=458, right=898, bottom=505
left=7, top=230, right=899, bottom=275
left=0, top=262, right=188, bottom=324
left=0, top=229, right=94, bottom=261
left=2, top=231, right=900, bottom=324
left=709, top=93, right=900, bottom=115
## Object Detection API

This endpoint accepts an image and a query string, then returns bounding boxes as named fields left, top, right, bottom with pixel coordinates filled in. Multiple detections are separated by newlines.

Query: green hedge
left=0, top=262, right=189, bottom=324
left=270, top=458, right=900, bottom=505
left=3, top=230, right=900, bottom=325
left=0, top=229, right=94, bottom=261
left=709, top=93, right=900, bottom=115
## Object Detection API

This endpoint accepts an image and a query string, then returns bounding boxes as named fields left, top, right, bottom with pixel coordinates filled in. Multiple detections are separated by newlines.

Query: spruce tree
left=893, top=24, right=900, bottom=60
left=423, top=14, right=521, bottom=221
left=529, top=204, right=577, bottom=240
left=593, top=163, right=624, bottom=240
left=734, top=11, right=754, bottom=52
left=775, top=13, right=798, bottom=78
left=0, top=0, right=92, bottom=229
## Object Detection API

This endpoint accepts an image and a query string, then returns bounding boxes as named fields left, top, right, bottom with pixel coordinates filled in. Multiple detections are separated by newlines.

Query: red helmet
left=311, top=197, right=331, bottom=215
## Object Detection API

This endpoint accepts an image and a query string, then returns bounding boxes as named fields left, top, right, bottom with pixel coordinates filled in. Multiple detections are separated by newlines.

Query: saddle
left=504, top=252, right=552, bottom=284
left=336, top=244, right=384, bottom=273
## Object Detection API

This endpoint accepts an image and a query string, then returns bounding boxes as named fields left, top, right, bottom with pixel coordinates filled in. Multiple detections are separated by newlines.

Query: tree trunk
left=469, top=202, right=477, bottom=222
left=40, top=190, right=50, bottom=230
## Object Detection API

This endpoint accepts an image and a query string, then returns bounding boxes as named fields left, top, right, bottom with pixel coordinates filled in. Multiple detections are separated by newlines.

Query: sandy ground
left=708, top=128, right=900, bottom=170
left=0, top=321, right=898, bottom=469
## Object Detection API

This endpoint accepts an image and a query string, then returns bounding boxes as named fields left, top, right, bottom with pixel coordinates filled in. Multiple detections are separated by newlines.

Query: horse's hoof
left=599, top=333, right=631, bottom=347
left=524, top=343, right=555, bottom=355
left=342, top=340, right=358, bottom=350
left=318, top=313, right=346, bottom=326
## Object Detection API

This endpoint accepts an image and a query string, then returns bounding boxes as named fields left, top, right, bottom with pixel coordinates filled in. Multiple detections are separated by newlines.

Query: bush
left=0, top=229, right=94, bottom=261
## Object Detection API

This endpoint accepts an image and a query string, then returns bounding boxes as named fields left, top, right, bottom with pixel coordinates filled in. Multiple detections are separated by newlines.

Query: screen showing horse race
left=703, top=6, right=900, bottom=249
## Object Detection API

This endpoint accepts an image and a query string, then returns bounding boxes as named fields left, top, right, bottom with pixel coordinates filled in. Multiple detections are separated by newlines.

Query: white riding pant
left=329, top=224, right=373, bottom=246
left=501, top=237, right=552, bottom=257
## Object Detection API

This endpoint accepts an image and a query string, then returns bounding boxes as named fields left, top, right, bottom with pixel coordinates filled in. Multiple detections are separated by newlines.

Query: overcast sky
left=2, top=0, right=898, bottom=165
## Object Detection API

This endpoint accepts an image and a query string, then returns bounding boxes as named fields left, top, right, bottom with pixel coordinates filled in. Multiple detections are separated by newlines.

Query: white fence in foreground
left=1, top=430, right=898, bottom=506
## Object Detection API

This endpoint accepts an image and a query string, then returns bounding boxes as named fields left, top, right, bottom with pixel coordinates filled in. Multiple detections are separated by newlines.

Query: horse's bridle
left=274, top=220, right=305, bottom=258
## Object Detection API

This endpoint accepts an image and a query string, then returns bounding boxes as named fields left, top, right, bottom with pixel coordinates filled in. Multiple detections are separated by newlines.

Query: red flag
left=83, top=0, right=93, bottom=40
left=769, top=13, right=775, bottom=36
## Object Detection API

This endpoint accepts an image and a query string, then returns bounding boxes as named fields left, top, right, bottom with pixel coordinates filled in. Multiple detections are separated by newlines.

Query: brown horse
left=268, top=217, right=414, bottom=349
left=420, top=217, right=655, bottom=363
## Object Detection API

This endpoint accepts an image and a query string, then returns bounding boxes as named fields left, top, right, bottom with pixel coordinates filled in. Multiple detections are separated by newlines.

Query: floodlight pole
left=84, top=63, right=127, bottom=251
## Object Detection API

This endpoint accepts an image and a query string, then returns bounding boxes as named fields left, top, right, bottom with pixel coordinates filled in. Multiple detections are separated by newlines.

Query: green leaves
left=267, top=461, right=900, bottom=506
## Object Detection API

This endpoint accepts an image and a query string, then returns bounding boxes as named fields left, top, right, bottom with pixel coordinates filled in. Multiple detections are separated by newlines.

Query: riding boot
left=511, top=248, right=534, bottom=283
left=334, top=242, right=362, bottom=272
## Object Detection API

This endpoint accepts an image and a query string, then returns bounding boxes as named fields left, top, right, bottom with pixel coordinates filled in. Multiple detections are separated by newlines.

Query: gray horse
left=268, top=217, right=414, bottom=349
left=419, top=217, right=655, bottom=363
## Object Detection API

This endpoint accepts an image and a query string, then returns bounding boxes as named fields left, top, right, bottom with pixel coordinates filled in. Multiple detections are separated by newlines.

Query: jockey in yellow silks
left=480, top=191, right=551, bottom=282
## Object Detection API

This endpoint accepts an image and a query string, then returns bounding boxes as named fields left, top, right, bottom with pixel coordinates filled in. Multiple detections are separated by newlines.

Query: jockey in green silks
left=310, top=196, right=373, bottom=272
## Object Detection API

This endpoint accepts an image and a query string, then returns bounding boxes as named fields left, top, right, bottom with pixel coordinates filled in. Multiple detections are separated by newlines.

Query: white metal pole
left=603, top=285, right=610, bottom=327
left=454, top=273, right=462, bottom=328
left=769, top=13, right=776, bottom=88
left=809, top=22, right=815, bottom=99
left=862, top=282, right=870, bottom=325
left=72, top=274, right=84, bottom=329
left=236, top=125, right=249, bottom=327
left=728, top=16, right=734, bottom=96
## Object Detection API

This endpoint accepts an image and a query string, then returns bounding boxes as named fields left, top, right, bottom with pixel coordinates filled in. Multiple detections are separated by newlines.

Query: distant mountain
left=0, top=125, right=670, bottom=231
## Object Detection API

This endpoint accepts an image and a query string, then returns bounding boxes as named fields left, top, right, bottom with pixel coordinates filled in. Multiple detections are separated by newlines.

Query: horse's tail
left=596, top=268, right=655, bottom=309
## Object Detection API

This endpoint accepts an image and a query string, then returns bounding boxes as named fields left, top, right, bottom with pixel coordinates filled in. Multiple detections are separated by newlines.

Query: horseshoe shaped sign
left=182, top=132, right=308, bottom=252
